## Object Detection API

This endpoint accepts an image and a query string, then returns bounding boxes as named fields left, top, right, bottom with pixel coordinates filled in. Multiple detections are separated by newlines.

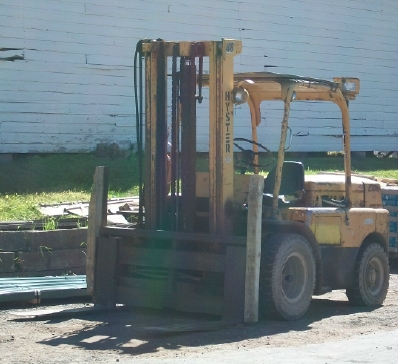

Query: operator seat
left=263, top=161, right=305, bottom=206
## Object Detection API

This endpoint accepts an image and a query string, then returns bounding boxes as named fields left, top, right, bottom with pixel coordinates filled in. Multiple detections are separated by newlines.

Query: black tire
left=259, top=233, right=316, bottom=320
left=346, top=243, right=389, bottom=306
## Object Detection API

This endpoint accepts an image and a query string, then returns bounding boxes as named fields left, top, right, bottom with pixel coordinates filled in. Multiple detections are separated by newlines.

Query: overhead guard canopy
left=205, top=71, right=360, bottom=210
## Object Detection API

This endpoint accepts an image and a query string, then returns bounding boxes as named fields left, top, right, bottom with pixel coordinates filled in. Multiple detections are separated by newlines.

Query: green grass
left=0, top=153, right=140, bottom=221
left=291, top=155, right=398, bottom=179
left=0, top=153, right=396, bottom=221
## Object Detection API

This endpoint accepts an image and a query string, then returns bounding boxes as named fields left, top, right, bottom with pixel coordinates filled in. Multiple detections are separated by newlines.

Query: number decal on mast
left=225, top=42, right=234, bottom=53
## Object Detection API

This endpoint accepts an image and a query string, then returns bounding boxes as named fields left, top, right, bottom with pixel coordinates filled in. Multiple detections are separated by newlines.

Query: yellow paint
left=208, top=39, right=242, bottom=234
left=311, top=216, right=342, bottom=245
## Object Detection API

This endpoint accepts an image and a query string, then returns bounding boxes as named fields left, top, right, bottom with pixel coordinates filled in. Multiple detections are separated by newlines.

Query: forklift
left=87, top=39, right=389, bottom=321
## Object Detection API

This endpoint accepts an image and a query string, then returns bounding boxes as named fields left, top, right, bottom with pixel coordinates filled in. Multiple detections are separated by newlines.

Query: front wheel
left=259, top=234, right=316, bottom=320
left=346, top=243, right=389, bottom=306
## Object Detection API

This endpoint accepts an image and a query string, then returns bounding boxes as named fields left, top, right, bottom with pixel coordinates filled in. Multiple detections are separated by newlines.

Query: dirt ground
left=1, top=262, right=398, bottom=364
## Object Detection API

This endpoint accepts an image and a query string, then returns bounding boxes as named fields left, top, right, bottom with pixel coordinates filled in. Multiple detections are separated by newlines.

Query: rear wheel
left=260, top=234, right=316, bottom=320
left=346, top=243, right=389, bottom=306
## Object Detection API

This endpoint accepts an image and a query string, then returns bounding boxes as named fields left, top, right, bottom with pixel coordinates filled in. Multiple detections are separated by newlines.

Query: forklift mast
left=138, top=39, right=242, bottom=234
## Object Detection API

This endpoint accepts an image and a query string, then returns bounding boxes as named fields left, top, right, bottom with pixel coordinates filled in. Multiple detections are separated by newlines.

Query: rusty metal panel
left=363, top=182, right=383, bottom=208
left=304, top=175, right=384, bottom=208
left=340, top=208, right=381, bottom=248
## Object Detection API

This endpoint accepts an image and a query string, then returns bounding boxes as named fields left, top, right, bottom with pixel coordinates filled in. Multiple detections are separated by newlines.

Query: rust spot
left=367, top=184, right=380, bottom=192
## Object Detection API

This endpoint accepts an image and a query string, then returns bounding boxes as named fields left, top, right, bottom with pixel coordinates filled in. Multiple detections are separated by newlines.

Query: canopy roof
left=234, top=72, right=359, bottom=104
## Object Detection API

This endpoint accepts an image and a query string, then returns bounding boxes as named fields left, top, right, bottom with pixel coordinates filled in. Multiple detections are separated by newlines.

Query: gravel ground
left=1, top=262, right=397, bottom=364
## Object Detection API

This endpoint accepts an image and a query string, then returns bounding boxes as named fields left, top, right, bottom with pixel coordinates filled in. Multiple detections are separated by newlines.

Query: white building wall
left=0, top=0, right=397, bottom=153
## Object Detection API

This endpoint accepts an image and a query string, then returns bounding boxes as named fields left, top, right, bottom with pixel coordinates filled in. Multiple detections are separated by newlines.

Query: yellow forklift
left=87, top=39, right=389, bottom=321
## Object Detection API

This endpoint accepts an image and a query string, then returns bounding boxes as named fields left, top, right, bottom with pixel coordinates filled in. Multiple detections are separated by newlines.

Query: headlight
left=333, top=77, right=360, bottom=95
left=342, top=82, right=357, bottom=92
left=232, top=87, right=249, bottom=105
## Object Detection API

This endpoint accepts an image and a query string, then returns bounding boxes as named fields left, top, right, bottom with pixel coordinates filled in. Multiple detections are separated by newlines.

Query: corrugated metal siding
left=0, top=0, right=397, bottom=153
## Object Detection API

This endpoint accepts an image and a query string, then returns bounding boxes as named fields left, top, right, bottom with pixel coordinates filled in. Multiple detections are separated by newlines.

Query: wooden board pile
left=0, top=228, right=87, bottom=278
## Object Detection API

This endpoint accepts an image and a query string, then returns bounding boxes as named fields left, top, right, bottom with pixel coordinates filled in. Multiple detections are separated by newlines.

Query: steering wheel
left=233, top=137, right=275, bottom=174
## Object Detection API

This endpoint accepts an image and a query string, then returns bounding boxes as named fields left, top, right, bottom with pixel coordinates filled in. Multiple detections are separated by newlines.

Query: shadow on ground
left=4, top=263, right=394, bottom=357
left=30, top=295, right=379, bottom=357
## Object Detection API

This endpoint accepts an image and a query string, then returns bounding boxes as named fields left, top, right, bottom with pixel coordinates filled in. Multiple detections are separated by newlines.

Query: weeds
left=43, top=217, right=58, bottom=231
left=38, top=245, right=53, bottom=257
left=76, top=219, right=88, bottom=229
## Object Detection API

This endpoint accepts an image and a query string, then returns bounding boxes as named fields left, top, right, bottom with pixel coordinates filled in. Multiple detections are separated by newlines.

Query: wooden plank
left=0, top=65, right=134, bottom=86
left=117, top=246, right=226, bottom=272
left=223, top=246, right=246, bottom=322
left=244, top=175, right=264, bottom=324
left=0, top=49, right=24, bottom=61
left=0, top=90, right=133, bottom=106
left=0, top=231, right=29, bottom=251
left=0, top=252, right=15, bottom=273
left=0, top=102, right=135, bottom=115
left=0, top=133, right=129, bottom=145
left=17, top=249, right=87, bottom=272
left=86, top=166, right=108, bottom=295
left=1, top=0, right=84, bottom=14
left=93, top=237, right=119, bottom=307
left=0, top=228, right=87, bottom=252
left=27, top=229, right=88, bottom=251
left=0, top=113, right=133, bottom=125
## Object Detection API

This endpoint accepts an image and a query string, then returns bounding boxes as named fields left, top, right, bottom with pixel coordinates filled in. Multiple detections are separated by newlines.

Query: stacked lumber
left=0, top=229, right=87, bottom=277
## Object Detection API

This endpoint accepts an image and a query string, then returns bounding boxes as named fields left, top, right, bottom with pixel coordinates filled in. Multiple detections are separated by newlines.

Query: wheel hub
left=369, top=269, right=377, bottom=284
left=366, top=257, right=384, bottom=295
left=282, top=253, right=307, bottom=303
